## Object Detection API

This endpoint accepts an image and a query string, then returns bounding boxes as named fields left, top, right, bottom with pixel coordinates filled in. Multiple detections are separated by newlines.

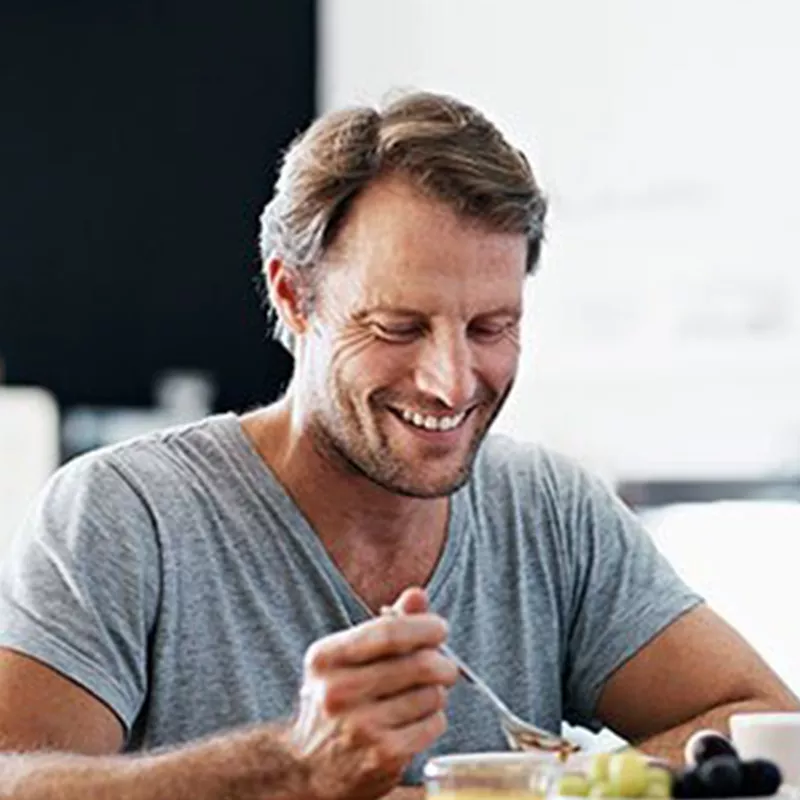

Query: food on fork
left=511, top=728, right=581, bottom=760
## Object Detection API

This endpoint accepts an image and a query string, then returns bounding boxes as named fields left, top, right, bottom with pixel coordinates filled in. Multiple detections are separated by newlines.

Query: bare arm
left=0, top=650, right=307, bottom=800
left=0, top=650, right=123, bottom=755
left=0, top=588, right=454, bottom=800
left=596, top=604, right=800, bottom=765
left=382, top=789, right=425, bottom=799
left=0, top=724, right=307, bottom=800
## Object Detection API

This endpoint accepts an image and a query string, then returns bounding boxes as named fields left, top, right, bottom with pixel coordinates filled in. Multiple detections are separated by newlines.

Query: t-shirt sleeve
left=0, top=452, right=160, bottom=736
left=557, top=461, right=703, bottom=730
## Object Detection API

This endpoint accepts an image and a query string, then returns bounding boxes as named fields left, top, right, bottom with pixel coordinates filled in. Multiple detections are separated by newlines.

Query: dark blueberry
left=673, top=768, right=708, bottom=799
left=685, top=730, right=739, bottom=767
left=696, top=756, right=743, bottom=797
left=741, top=759, right=783, bottom=797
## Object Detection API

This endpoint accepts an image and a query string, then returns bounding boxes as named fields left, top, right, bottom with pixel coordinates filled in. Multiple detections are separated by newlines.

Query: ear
left=265, top=257, right=310, bottom=336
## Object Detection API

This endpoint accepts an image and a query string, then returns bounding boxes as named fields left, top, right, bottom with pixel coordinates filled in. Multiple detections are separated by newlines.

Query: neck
left=240, top=397, right=451, bottom=607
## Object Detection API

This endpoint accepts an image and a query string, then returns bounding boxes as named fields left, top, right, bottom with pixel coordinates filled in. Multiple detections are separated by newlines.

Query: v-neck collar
left=218, top=412, right=469, bottom=621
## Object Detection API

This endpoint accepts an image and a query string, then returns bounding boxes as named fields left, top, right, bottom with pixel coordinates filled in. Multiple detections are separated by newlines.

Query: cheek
left=329, top=330, right=373, bottom=374
left=327, top=331, right=397, bottom=394
left=478, top=340, right=520, bottom=389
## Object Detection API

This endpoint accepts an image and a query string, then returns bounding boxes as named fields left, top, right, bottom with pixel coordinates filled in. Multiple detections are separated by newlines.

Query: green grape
left=588, top=780, right=614, bottom=798
left=589, top=753, right=612, bottom=784
left=556, top=773, right=591, bottom=797
left=644, top=766, right=672, bottom=796
left=608, top=753, right=649, bottom=798
left=644, top=781, right=670, bottom=798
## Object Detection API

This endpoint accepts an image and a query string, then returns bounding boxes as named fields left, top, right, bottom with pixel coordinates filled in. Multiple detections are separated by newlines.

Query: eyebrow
left=353, top=306, right=426, bottom=321
left=354, top=304, right=522, bottom=321
left=473, top=305, right=522, bottom=321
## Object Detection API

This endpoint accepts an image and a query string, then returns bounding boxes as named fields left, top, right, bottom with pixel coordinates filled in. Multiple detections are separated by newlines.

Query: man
left=0, top=91, right=796, bottom=800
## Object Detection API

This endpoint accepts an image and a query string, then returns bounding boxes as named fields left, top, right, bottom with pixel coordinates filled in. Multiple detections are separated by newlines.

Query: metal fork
left=432, top=637, right=580, bottom=756
left=350, top=595, right=580, bottom=756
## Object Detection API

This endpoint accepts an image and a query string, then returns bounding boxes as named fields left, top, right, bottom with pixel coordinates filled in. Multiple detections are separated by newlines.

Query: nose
left=413, top=329, right=477, bottom=411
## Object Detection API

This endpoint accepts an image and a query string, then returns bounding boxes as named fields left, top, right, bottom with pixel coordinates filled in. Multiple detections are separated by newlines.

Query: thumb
left=392, top=586, right=429, bottom=615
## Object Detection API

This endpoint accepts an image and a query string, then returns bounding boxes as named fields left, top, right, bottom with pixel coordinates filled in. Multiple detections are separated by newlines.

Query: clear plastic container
left=424, top=752, right=585, bottom=799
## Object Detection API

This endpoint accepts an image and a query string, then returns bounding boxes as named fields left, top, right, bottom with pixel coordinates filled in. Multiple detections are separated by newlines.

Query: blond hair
left=259, top=90, right=547, bottom=350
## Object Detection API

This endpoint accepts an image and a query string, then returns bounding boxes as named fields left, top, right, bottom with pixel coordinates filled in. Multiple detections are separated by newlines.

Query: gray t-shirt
left=0, top=414, right=701, bottom=782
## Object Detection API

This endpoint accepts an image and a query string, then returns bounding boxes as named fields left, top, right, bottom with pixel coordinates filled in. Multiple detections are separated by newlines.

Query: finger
left=354, top=684, right=448, bottom=730
left=291, top=698, right=339, bottom=757
left=392, top=586, right=429, bottom=615
left=306, top=613, right=448, bottom=671
left=317, top=649, right=459, bottom=713
left=380, top=709, right=449, bottom=760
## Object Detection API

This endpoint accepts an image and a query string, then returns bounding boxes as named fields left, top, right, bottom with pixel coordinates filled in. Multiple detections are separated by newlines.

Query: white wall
left=0, top=388, right=59, bottom=557
left=645, top=501, right=800, bottom=697
left=319, top=0, right=800, bottom=482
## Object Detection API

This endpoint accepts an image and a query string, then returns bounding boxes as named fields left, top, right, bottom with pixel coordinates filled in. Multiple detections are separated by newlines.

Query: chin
left=385, top=483, right=462, bottom=500
left=380, top=465, right=473, bottom=499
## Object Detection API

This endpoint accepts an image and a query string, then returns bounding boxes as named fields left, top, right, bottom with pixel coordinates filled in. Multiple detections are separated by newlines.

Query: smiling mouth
left=389, top=406, right=472, bottom=433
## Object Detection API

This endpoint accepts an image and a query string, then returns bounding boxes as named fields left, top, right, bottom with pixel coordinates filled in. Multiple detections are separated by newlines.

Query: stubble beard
left=308, top=379, right=514, bottom=499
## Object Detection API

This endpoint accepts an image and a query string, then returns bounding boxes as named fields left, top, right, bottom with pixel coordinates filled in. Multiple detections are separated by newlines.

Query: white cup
left=730, top=712, right=800, bottom=788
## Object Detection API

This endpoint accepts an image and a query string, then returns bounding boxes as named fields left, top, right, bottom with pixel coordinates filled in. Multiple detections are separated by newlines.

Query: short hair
left=259, top=90, right=548, bottom=350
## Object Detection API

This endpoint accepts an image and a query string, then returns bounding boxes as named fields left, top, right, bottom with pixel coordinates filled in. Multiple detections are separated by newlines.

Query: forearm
left=635, top=698, right=796, bottom=767
left=382, top=787, right=424, bottom=799
left=0, top=724, right=309, bottom=800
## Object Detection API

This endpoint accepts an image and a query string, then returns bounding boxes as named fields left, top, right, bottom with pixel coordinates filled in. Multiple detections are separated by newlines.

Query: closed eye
left=370, top=322, right=423, bottom=342
left=469, top=321, right=516, bottom=341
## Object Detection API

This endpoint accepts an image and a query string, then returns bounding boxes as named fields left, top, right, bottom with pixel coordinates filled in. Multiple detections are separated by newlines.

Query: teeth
left=399, top=408, right=466, bottom=432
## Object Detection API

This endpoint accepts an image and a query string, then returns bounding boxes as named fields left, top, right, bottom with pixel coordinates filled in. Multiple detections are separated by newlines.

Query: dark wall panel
left=0, top=1, right=310, bottom=410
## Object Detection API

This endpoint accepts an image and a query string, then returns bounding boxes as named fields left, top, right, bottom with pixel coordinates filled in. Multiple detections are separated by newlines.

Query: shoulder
left=37, top=413, right=243, bottom=523
left=471, top=433, right=604, bottom=502
left=59, top=413, right=240, bottom=490
left=466, top=434, right=629, bottom=554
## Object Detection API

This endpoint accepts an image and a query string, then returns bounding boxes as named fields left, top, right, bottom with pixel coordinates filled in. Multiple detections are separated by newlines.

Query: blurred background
left=2, top=1, right=800, bottom=704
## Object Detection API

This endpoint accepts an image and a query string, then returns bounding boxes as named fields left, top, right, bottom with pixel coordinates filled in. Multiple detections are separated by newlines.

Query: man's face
left=294, top=175, right=527, bottom=498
